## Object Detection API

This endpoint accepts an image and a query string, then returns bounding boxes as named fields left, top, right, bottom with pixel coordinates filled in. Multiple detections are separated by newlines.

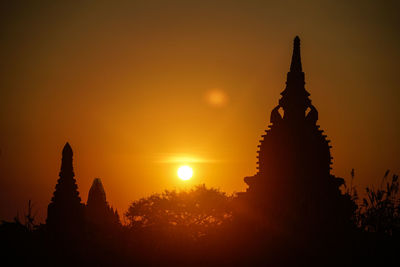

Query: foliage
left=341, top=169, right=359, bottom=224
left=356, top=171, right=400, bottom=236
left=343, top=169, right=358, bottom=201
left=0, top=200, right=38, bottom=232
left=125, top=184, right=234, bottom=238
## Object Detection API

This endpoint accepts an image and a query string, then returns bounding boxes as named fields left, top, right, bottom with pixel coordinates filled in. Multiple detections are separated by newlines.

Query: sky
left=0, top=0, right=399, bottom=222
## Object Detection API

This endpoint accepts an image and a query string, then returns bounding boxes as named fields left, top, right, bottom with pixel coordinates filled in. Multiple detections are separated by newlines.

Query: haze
left=0, top=0, right=399, bottom=221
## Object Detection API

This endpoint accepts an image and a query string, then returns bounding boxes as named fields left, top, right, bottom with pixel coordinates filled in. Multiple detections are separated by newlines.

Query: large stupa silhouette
left=238, top=37, right=354, bottom=234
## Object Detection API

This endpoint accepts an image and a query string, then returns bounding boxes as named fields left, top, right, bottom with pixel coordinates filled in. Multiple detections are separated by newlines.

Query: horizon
left=1, top=0, right=399, bottom=223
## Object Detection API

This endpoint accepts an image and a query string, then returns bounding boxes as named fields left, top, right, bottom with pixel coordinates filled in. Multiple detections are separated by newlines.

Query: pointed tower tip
left=290, top=36, right=302, bottom=72
left=62, top=142, right=73, bottom=155
left=88, top=177, right=107, bottom=204
left=91, top=178, right=105, bottom=192
left=92, top=178, right=103, bottom=186
left=294, top=36, right=300, bottom=49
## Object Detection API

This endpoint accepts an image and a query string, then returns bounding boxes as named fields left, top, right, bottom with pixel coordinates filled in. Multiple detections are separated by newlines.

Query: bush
left=357, top=171, right=400, bottom=236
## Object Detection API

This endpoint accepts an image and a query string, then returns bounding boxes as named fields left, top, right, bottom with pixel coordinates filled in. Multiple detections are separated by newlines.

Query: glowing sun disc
left=177, top=166, right=193, bottom=180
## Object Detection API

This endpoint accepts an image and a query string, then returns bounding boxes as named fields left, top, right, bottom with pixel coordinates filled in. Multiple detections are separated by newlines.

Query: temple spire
left=290, top=36, right=302, bottom=72
left=86, top=178, right=121, bottom=227
left=87, top=178, right=107, bottom=206
left=47, top=142, right=84, bottom=233
left=60, top=142, right=73, bottom=175
left=62, top=142, right=72, bottom=155
left=278, top=36, right=310, bottom=121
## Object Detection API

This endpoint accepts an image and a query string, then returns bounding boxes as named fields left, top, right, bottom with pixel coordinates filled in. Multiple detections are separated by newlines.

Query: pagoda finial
left=88, top=178, right=107, bottom=205
left=290, top=36, right=302, bottom=72
left=279, top=36, right=310, bottom=121
left=62, top=142, right=72, bottom=156
left=61, top=142, right=73, bottom=174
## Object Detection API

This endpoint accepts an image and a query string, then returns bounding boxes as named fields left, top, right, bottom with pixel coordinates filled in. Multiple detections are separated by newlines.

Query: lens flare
left=205, top=89, right=228, bottom=107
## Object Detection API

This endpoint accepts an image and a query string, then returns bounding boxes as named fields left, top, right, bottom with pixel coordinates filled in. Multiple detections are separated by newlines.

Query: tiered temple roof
left=47, top=143, right=85, bottom=233
left=240, top=37, right=353, bottom=232
left=245, top=36, right=332, bottom=191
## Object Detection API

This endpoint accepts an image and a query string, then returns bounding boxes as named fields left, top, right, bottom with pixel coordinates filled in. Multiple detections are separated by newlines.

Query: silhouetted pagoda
left=47, top=143, right=85, bottom=234
left=86, top=178, right=120, bottom=227
left=240, top=37, right=354, bottom=233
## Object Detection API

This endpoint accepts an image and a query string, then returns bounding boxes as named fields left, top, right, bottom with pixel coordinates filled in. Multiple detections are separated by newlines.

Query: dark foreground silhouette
left=1, top=176, right=399, bottom=266
left=1, top=37, right=399, bottom=266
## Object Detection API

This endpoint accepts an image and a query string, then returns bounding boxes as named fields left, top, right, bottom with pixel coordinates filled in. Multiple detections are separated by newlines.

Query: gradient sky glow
left=0, top=0, right=399, bottom=222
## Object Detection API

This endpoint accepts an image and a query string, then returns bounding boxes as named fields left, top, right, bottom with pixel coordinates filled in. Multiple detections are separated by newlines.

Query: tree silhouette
left=126, top=184, right=233, bottom=239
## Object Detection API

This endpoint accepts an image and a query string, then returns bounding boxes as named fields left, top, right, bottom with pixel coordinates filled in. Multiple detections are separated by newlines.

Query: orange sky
left=0, top=0, right=399, bottom=222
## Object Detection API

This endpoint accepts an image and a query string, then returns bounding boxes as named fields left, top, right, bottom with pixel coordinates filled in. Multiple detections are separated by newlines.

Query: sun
left=177, top=165, right=193, bottom=181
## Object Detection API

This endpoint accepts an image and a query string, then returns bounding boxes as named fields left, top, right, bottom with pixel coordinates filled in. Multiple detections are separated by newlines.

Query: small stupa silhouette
left=47, top=142, right=85, bottom=234
left=86, top=178, right=120, bottom=227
